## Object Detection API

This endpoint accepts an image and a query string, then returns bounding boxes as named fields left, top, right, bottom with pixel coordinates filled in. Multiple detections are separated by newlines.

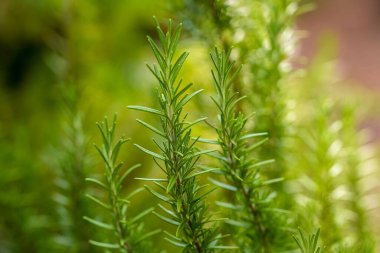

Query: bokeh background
left=298, top=0, right=380, bottom=141
left=0, top=0, right=379, bottom=252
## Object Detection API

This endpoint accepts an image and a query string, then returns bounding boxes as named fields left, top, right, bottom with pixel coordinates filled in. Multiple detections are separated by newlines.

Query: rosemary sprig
left=85, top=115, right=159, bottom=252
left=129, top=19, right=230, bottom=252
left=209, top=48, right=289, bottom=252
left=50, top=89, right=93, bottom=252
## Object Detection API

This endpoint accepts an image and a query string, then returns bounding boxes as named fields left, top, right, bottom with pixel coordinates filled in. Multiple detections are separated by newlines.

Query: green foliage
left=286, top=51, right=377, bottom=252
left=176, top=0, right=304, bottom=203
left=227, top=0, right=301, bottom=183
left=0, top=126, right=54, bottom=253
left=293, top=228, right=322, bottom=253
left=51, top=110, right=93, bottom=253
left=340, top=105, right=375, bottom=247
left=129, top=20, right=230, bottom=252
left=290, top=100, right=343, bottom=249
left=0, top=1, right=379, bottom=253
left=85, top=115, right=158, bottom=252
left=209, top=48, right=289, bottom=252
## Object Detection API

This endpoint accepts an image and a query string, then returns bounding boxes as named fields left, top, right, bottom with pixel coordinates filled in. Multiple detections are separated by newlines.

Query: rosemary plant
left=339, top=105, right=375, bottom=251
left=286, top=54, right=377, bottom=252
left=209, top=48, right=289, bottom=252
left=288, top=99, right=344, bottom=252
left=229, top=0, right=301, bottom=183
left=85, top=115, right=158, bottom=252
left=50, top=87, right=93, bottom=253
left=129, top=19, right=229, bottom=252
left=176, top=0, right=303, bottom=195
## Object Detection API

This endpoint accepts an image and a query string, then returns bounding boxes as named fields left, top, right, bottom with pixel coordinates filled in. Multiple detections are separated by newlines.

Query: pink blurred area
left=298, top=0, right=380, bottom=142
left=298, top=0, right=380, bottom=91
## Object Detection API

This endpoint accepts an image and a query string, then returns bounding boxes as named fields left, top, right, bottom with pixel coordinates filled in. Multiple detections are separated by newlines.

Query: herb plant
left=208, top=48, right=289, bottom=252
left=49, top=85, right=94, bottom=253
left=85, top=115, right=158, bottom=252
left=128, top=19, right=230, bottom=252
left=286, top=59, right=377, bottom=252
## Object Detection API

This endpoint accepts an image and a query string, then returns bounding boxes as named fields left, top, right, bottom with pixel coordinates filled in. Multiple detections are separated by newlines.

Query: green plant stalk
left=86, top=116, right=157, bottom=252
left=94, top=117, right=130, bottom=252
left=52, top=98, right=93, bottom=253
left=129, top=19, right=229, bottom=252
left=211, top=48, right=268, bottom=251
left=209, top=48, right=288, bottom=252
